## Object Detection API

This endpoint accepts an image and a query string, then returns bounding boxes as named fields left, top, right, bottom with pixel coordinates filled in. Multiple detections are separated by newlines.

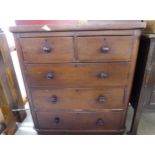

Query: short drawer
left=77, top=36, right=133, bottom=61
left=31, top=88, right=125, bottom=111
left=19, top=37, right=74, bottom=62
left=25, top=63, right=130, bottom=87
left=37, top=111, right=123, bottom=130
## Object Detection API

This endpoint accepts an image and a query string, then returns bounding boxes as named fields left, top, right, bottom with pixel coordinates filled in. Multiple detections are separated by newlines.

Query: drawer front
left=19, top=37, right=74, bottom=62
left=37, top=112, right=123, bottom=130
left=77, top=36, right=133, bottom=61
left=31, top=88, right=125, bottom=111
left=26, top=63, right=130, bottom=87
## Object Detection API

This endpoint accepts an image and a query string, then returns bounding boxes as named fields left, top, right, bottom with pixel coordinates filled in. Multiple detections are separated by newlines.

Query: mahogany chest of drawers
left=10, top=21, right=146, bottom=134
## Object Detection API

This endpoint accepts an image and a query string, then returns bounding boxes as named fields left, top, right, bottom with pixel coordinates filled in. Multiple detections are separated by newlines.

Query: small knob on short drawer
left=100, top=47, right=110, bottom=53
left=53, top=117, right=60, bottom=125
left=46, top=72, right=54, bottom=80
left=97, top=96, right=107, bottom=103
left=96, top=118, right=104, bottom=126
left=50, top=95, right=58, bottom=103
left=42, top=47, right=52, bottom=53
left=98, top=72, right=109, bottom=79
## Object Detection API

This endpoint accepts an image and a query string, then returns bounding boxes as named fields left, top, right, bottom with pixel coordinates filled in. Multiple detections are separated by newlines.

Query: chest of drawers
left=10, top=21, right=146, bottom=134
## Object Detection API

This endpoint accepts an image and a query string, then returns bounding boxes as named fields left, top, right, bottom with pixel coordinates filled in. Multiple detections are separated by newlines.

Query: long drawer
left=37, top=111, right=123, bottom=130
left=25, top=63, right=130, bottom=88
left=31, top=87, right=125, bottom=111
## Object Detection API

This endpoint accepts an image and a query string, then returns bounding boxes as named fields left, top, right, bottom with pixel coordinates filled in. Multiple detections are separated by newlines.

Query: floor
left=15, top=104, right=37, bottom=135
left=137, top=112, right=155, bottom=134
left=15, top=104, right=155, bottom=135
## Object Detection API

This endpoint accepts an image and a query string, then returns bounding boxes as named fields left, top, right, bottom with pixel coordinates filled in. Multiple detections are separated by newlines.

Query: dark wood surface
left=31, top=87, right=125, bottom=111
left=11, top=21, right=145, bottom=134
left=0, top=32, right=26, bottom=122
left=77, top=36, right=133, bottom=61
left=36, top=111, right=123, bottom=130
left=25, top=63, right=130, bottom=88
left=19, top=37, right=74, bottom=63
left=10, top=21, right=146, bottom=32
left=19, top=36, right=133, bottom=63
left=130, top=34, right=155, bottom=134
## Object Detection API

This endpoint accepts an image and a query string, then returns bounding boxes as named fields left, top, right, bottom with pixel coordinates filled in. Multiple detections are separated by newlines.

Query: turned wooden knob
left=100, top=47, right=110, bottom=53
left=42, top=47, right=52, bottom=53
left=46, top=72, right=54, bottom=80
left=50, top=95, right=58, bottom=103
left=98, top=72, right=109, bottom=79
left=96, top=118, right=104, bottom=126
left=97, top=96, right=107, bottom=103
left=53, top=117, right=60, bottom=125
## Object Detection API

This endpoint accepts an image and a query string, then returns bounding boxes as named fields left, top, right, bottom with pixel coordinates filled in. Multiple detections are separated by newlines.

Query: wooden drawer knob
left=100, top=47, right=110, bottom=53
left=97, top=96, right=107, bottom=103
left=96, top=118, right=104, bottom=126
left=46, top=72, right=54, bottom=80
left=50, top=95, right=58, bottom=103
left=53, top=117, right=60, bottom=125
left=98, top=72, right=109, bottom=79
left=42, top=47, right=52, bottom=53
